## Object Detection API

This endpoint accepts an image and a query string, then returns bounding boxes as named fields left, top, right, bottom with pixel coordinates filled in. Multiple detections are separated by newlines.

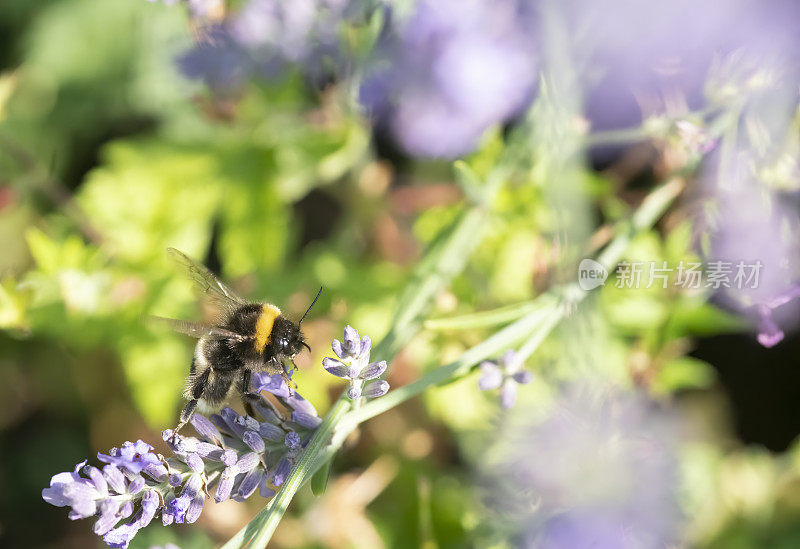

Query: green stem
left=220, top=398, right=351, bottom=549
left=342, top=178, right=683, bottom=429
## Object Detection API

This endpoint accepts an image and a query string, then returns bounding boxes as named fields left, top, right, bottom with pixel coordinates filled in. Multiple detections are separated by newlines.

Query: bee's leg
left=281, top=369, right=295, bottom=396
left=239, top=369, right=260, bottom=417
left=172, top=368, right=210, bottom=443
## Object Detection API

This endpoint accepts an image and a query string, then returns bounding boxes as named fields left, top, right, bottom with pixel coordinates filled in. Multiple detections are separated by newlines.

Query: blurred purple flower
left=478, top=350, right=533, bottom=409
left=564, top=0, right=800, bottom=134
left=323, top=325, right=389, bottom=400
left=707, top=173, right=800, bottom=347
left=485, top=383, right=683, bottom=546
left=360, top=0, right=537, bottom=158
left=178, top=0, right=362, bottom=91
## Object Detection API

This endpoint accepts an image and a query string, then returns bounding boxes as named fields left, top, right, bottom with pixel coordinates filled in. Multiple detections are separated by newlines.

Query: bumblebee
left=152, top=248, right=321, bottom=435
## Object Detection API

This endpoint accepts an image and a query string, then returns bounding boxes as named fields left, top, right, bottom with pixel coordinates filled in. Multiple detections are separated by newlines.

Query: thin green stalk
left=342, top=178, right=683, bottom=428
left=220, top=398, right=351, bottom=549
left=423, top=300, right=541, bottom=331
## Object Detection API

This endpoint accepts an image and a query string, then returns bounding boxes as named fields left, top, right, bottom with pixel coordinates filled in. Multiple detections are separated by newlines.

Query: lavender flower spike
left=478, top=350, right=533, bottom=409
left=323, top=325, right=389, bottom=400
left=45, top=388, right=322, bottom=548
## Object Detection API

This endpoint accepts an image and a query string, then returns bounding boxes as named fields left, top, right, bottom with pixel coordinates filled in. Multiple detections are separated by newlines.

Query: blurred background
left=1, top=0, right=800, bottom=547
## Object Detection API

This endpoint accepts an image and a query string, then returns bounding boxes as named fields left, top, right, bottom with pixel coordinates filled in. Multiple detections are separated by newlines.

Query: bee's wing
left=149, top=316, right=251, bottom=342
left=167, top=247, right=246, bottom=316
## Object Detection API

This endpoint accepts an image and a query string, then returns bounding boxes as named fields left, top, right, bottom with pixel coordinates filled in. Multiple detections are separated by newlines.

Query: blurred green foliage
left=2, top=1, right=799, bottom=548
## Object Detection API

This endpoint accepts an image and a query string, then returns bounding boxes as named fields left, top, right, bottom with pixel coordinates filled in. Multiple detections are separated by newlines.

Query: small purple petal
left=513, top=370, right=534, bottom=384
left=478, top=361, right=503, bottom=390
left=84, top=466, right=108, bottom=495
left=323, top=357, right=351, bottom=378
left=161, top=493, right=177, bottom=526
left=243, top=430, right=266, bottom=453
left=358, top=360, right=387, bottom=380
left=137, top=489, right=159, bottom=528
left=360, top=335, right=372, bottom=358
left=103, top=465, right=126, bottom=494
left=363, top=380, right=390, bottom=398
left=127, top=475, right=145, bottom=495
left=285, top=391, right=318, bottom=416
left=260, top=476, right=276, bottom=498
left=169, top=472, right=183, bottom=487
left=499, top=380, right=518, bottom=409
left=93, top=500, right=122, bottom=536
left=259, top=423, right=285, bottom=442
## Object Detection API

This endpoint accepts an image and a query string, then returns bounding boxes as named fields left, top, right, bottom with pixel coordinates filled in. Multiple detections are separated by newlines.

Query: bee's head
left=269, top=317, right=311, bottom=359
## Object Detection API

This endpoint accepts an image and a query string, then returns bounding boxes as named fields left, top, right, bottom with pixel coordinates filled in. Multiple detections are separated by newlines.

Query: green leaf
left=311, top=456, right=332, bottom=496
left=652, top=356, right=717, bottom=394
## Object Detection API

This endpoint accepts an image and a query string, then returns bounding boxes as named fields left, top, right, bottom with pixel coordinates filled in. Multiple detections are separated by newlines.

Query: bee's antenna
left=299, top=286, right=323, bottom=327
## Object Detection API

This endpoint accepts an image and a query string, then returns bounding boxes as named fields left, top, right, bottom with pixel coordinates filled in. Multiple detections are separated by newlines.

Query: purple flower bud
left=221, top=449, right=238, bottom=467
left=185, top=492, right=205, bottom=524
left=292, top=411, right=322, bottom=429
left=343, top=325, right=361, bottom=355
left=323, top=357, right=350, bottom=378
left=259, top=423, right=285, bottom=442
left=284, top=431, right=301, bottom=450
left=235, top=452, right=261, bottom=473
left=165, top=494, right=190, bottom=524
left=169, top=472, right=183, bottom=487
left=127, top=475, right=145, bottom=495
left=243, top=430, right=266, bottom=453
left=236, top=468, right=264, bottom=500
left=184, top=453, right=205, bottom=474
left=347, top=384, right=362, bottom=400
left=271, top=458, right=292, bottom=487
left=182, top=473, right=203, bottom=499
left=137, top=489, right=159, bottom=528
left=215, top=468, right=236, bottom=503
left=331, top=338, right=345, bottom=359
left=358, top=360, right=387, bottom=380
left=363, top=380, right=390, bottom=398
left=190, top=413, right=223, bottom=443
left=513, top=371, right=534, bottom=384
left=220, top=407, right=247, bottom=438
left=143, top=462, right=169, bottom=482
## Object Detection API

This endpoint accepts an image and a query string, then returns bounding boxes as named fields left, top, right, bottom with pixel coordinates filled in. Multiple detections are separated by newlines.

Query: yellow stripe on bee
left=254, top=304, right=281, bottom=352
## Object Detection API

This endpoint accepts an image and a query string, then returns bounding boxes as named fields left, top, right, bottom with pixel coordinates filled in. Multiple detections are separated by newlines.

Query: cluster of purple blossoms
left=478, top=350, right=533, bottom=409
left=359, top=0, right=537, bottom=158
left=42, top=373, right=320, bottom=548
left=323, top=326, right=389, bottom=400
left=175, top=0, right=365, bottom=92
